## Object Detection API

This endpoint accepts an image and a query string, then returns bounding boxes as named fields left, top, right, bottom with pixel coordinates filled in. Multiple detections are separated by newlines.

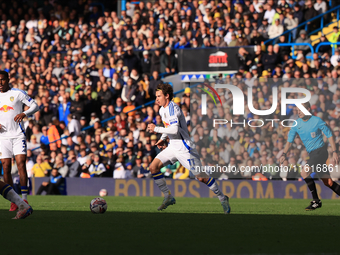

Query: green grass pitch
left=1, top=196, right=340, bottom=255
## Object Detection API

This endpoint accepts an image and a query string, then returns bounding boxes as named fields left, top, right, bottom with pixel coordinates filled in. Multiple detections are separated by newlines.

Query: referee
left=280, top=102, right=340, bottom=210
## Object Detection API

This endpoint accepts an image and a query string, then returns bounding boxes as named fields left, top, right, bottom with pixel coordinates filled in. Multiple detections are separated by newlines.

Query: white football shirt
left=158, top=101, right=194, bottom=149
left=0, top=88, right=34, bottom=139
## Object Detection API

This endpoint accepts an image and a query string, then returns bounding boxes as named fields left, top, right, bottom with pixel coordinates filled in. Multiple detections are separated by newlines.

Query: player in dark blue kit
left=280, top=102, right=340, bottom=210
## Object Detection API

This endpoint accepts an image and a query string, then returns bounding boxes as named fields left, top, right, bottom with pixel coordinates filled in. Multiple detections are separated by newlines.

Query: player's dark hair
left=0, top=70, right=9, bottom=80
left=156, top=83, right=174, bottom=101
left=302, top=102, right=311, bottom=110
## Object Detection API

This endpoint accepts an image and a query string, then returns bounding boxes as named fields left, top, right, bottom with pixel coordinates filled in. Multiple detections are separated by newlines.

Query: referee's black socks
left=304, top=178, right=320, bottom=201
left=330, top=182, right=340, bottom=196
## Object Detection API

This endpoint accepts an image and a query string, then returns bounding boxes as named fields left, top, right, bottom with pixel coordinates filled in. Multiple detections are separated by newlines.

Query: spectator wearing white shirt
left=263, top=4, right=276, bottom=24
left=224, top=27, right=235, bottom=45
left=253, top=0, right=262, bottom=13
left=77, top=149, right=88, bottom=166
left=126, top=2, right=135, bottom=18
left=199, top=0, right=211, bottom=16
left=113, top=156, right=127, bottom=179
left=330, top=48, right=340, bottom=67
left=26, top=18, right=38, bottom=29
left=284, top=12, right=299, bottom=31
left=67, top=114, right=81, bottom=144
left=25, top=27, right=36, bottom=43
left=268, top=19, right=284, bottom=40
left=314, top=0, right=327, bottom=14
left=26, top=156, right=34, bottom=178
left=102, top=17, right=113, bottom=33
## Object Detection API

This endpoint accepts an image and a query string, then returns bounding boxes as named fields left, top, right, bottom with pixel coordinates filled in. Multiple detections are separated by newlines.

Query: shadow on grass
left=1, top=209, right=339, bottom=255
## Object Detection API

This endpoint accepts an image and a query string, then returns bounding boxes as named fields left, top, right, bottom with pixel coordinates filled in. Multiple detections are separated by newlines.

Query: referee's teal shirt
left=287, top=116, right=333, bottom=153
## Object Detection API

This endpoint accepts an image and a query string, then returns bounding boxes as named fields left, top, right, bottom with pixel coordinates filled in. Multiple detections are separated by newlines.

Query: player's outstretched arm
left=147, top=123, right=178, bottom=135
left=280, top=142, right=291, bottom=165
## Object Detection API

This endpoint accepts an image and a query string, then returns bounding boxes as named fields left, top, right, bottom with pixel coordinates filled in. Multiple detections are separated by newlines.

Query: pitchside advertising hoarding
left=33, top=178, right=340, bottom=199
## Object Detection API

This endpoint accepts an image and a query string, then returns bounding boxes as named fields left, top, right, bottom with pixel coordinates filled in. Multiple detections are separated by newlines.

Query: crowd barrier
left=278, top=43, right=314, bottom=59
left=315, top=42, right=340, bottom=55
left=33, top=178, right=340, bottom=199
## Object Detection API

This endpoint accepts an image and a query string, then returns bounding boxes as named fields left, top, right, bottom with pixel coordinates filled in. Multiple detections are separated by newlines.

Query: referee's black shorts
left=307, top=144, right=331, bottom=178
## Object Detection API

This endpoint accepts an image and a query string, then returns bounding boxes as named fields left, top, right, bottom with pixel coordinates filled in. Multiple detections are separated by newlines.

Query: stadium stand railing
left=277, top=43, right=314, bottom=59
left=265, top=5, right=340, bottom=45
left=315, top=42, right=340, bottom=55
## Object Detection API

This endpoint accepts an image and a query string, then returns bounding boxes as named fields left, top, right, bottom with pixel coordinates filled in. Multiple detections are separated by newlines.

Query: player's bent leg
left=0, top=181, right=11, bottom=195
left=150, top=157, right=176, bottom=211
left=180, top=153, right=230, bottom=214
left=149, top=158, right=164, bottom=174
left=301, top=165, right=321, bottom=210
left=322, top=177, right=340, bottom=196
left=301, top=165, right=312, bottom=179
left=0, top=181, right=32, bottom=219
left=198, top=176, right=231, bottom=214
left=15, top=154, right=29, bottom=202
left=321, top=178, right=333, bottom=187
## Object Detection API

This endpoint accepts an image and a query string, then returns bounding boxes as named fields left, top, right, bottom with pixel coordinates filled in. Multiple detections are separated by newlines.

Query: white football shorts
left=0, top=137, right=27, bottom=159
left=156, top=140, right=209, bottom=178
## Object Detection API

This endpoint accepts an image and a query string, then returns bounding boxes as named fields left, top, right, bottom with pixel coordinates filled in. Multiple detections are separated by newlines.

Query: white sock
left=22, top=193, right=27, bottom=200
left=206, top=178, right=225, bottom=202
left=21, top=185, right=28, bottom=201
left=152, top=172, right=171, bottom=197
left=6, top=189, right=28, bottom=208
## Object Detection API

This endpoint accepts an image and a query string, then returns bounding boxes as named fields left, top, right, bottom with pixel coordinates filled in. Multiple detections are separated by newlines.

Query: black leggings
left=37, top=183, right=61, bottom=195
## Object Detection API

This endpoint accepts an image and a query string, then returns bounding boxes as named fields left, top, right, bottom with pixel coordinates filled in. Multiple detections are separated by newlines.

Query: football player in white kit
left=147, top=83, right=230, bottom=214
left=0, top=71, right=39, bottom=211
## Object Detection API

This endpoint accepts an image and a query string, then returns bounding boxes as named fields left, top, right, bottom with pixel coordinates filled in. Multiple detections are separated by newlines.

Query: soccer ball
left=90, top=197, right=107, bottom=214
left=99, top=189, right=108, bottom=197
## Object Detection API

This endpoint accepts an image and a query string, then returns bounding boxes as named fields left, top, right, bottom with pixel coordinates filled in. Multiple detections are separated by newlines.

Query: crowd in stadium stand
left=1, top=0, right=340, bottom=182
